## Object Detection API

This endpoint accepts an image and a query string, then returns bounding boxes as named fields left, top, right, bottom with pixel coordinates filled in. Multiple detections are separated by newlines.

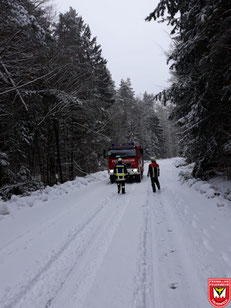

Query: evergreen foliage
left=108, top=79, right=172, bottom=160
left=0, top=0, right=177, bottom=198
left=147, top=0, right=231, bottom=179
left=0, top=0, right=114, bottom=198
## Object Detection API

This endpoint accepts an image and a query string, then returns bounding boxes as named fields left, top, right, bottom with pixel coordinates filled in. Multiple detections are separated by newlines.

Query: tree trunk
left=53, top=119, right=63, bottom=183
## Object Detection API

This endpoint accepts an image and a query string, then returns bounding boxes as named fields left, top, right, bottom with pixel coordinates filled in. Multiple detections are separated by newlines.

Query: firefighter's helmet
left=151, top=157, right=156, bottom=162
left=118, top=157, right=122, bottom=162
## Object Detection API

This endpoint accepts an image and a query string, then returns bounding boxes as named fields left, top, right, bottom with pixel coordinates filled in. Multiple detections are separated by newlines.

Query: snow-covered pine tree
left=0, top=0, right=52, bottom=196
left=0, top=2, right=115, bottom=198
left=157, top=102, right=179, bottom=158
left=141, top=93, right=165, bottom=159
left=52, top=8, right=115, bottom=175
left=147, top=0, right=231, bottom=179
left=109, top=78, right=137, bottom=144
left=109, top=80, right=165, bottom=159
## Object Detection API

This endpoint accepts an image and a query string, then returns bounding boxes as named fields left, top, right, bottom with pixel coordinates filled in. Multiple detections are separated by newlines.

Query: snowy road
left=0, top=158, right=231, bottom=308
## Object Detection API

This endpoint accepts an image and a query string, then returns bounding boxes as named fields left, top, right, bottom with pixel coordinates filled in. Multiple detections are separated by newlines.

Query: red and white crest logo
left=208, top=278, right=231, bottom=307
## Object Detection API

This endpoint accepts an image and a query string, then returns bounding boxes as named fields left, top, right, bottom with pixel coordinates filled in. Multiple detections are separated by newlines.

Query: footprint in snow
left=169, top=282, right=179, bottom=289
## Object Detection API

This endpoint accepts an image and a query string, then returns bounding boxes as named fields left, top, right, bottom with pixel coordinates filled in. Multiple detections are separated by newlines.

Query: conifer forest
left=0, top=0, right=230, bottom=199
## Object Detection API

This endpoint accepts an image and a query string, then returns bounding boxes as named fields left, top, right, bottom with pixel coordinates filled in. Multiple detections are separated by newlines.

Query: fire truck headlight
left=109, top=169, right=114, bottom=174
left=133, top=168, right=138, bottom=173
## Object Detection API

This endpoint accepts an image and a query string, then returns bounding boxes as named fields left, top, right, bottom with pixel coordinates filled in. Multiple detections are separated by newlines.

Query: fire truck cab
left=105, top=142, right=144, bottom=183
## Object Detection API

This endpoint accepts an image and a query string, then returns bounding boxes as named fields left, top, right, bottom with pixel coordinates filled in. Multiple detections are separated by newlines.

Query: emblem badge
left=208, top=278, right=231, bottom=307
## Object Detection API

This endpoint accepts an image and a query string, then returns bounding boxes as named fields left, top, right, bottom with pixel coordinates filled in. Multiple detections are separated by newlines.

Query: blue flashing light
left=111, top=143, right=115, bottom=147
left=130, top=141, right=134, bottom=146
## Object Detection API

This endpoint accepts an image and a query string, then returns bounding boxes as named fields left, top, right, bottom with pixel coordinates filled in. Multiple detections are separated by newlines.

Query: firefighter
left=147, top=157, right=160, bottom=193
left=114, top=157, right=128, bottom=194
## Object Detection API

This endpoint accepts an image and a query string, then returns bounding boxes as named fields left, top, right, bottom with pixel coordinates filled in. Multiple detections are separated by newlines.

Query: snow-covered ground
left=0, top=158, right=230, bottom=308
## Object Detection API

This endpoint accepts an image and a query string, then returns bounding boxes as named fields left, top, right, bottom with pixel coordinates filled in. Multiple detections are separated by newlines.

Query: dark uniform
left=114, top=160, right=128, bottom=194
left=147, top=160, right=160, bottom=192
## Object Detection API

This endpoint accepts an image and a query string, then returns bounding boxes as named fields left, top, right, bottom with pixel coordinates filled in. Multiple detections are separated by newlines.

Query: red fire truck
left=105, top=142, right=144, bottom=183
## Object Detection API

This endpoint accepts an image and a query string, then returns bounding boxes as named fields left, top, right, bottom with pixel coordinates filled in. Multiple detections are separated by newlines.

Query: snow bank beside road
left=0, top=171, right=108, bottom=217
left=176, top=157, right=231, bottom=203
left=0, top=158, right=230, bottom=308
left=0, top=202, right=9, bottom=215
left=2, top=158, right=230, bottom=218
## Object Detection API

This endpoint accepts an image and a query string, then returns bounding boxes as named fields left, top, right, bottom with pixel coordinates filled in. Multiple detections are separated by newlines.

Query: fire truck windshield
left=108, top=148, right=136, bottom=158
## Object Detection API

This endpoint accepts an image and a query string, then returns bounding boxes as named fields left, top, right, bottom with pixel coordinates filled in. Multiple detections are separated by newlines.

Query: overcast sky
left=52, top=0, right=171, bottom=95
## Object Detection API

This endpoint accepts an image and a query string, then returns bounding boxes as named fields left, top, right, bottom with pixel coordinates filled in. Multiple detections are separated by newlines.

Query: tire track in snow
left=1, top=193, right=117, bottom=308
left=150, top=191, right=181, bottom=308
left=132, top=180, right=211, bottom=308
left=0, top=204, right=75, bottom=254
left=0, top=183, right=108, bottom=253
left=151, top=186, right=210, bottom=308
left=49, top=189, right=134, bottom=308
left=161, top=186, right=218, bottom=279
left=132, top=182, right=155, bottom=308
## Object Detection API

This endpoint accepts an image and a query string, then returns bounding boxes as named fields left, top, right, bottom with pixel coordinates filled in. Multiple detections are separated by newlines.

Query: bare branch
left=0, top=60, right=28, bottom=111
left=0, top=67, right=63, bottom=96
left=0, top=30, right=22, bottom=57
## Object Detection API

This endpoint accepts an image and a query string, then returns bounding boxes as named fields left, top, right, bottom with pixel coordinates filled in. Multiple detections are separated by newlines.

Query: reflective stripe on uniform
left=115, top=164, right=126, bottom=181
